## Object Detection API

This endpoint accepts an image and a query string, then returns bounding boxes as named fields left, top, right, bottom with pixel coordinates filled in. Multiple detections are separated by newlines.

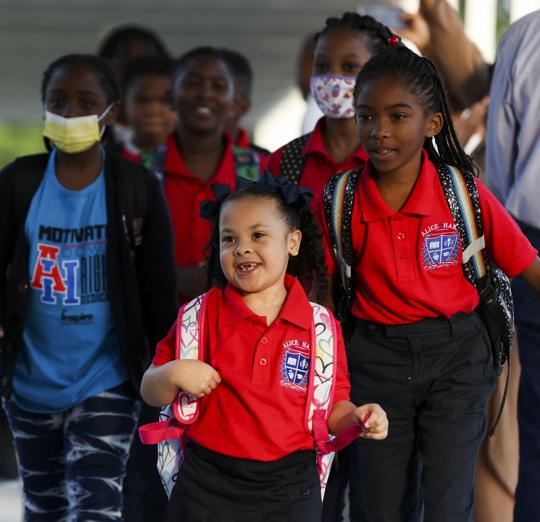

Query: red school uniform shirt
left=153, top=275, right=351, bottom=461
left=163, top=132, right=267, bottom=268
left=267, top=117, right=368, bottom=205
left=318, top=151, right=538, bottom=325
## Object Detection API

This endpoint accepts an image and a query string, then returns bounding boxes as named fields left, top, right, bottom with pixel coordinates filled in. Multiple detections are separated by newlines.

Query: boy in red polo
left=164, top=47, right=267, bottom=303
left=141, top=176, right=388, bottom=521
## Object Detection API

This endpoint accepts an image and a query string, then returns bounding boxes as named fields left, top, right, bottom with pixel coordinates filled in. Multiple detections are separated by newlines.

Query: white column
left=446, top=0, right=459, bottom=11
left=510, top=0, right=540, bottom=22
left=464, top=0, right=497, bottom=62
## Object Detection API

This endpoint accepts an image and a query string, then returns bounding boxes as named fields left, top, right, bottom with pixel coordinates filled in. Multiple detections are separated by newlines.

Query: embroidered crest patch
left=280, top=340, right=310, bottom=392
left=421, top=223, right=461, bottom=270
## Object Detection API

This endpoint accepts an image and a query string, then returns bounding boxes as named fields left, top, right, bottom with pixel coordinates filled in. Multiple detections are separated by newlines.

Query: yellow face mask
left=42, top=104, right=113, bottom=154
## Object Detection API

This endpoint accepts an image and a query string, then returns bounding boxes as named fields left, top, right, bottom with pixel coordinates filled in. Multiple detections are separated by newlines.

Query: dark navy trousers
left=513, top=222, right=540, bottom=522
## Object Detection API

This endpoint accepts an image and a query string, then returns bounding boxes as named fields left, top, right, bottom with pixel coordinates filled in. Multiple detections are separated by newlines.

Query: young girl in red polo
left=318, top=46, right=540, bottom=522
left=267, top=12, right=399, bottom=203
left=141, top=174, right=388, bottom=521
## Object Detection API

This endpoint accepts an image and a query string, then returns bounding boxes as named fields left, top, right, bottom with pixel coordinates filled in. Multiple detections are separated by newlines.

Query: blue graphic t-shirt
left=13, top=149, right=128, bottom=412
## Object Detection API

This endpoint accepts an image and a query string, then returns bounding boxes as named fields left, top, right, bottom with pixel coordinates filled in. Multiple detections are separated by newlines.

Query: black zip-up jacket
left=0, top=151, right=178, bottom=398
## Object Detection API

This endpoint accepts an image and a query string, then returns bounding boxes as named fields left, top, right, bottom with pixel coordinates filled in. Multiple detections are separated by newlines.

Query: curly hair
left=205, top=186, right=328, bottom=302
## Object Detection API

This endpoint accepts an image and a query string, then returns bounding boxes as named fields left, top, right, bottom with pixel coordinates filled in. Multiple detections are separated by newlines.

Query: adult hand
left=394, top=10, right=431, bottom=53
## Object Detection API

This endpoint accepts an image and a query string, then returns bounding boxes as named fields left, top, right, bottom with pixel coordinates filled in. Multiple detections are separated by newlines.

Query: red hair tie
left=388, top=35, right=400, bottom=47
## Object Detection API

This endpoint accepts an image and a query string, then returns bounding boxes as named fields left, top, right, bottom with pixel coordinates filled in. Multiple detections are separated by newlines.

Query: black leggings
left=167, top=441, right=322, bottom=522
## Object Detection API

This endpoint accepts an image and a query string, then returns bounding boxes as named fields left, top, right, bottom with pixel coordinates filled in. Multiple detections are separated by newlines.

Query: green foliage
left=0, top=123, right=45, bottom=168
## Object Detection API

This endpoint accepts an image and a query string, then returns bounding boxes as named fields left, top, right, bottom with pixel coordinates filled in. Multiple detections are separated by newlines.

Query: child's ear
left=233, top=96, right=251, bottom=121
left=426, top=111, right=444, bottom=138
left=288, top=229, right=302, bottom=257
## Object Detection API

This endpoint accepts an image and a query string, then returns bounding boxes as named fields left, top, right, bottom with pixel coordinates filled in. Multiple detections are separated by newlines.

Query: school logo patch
left=280, top=340, right=310, bottom=392
left=421, top=223, right=461, bottom=270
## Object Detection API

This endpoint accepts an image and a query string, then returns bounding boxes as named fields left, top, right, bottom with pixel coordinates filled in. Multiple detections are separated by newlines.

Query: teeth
left=238, top=263, right=256, bottom=272
left=195, top=107, right=211, bottom=115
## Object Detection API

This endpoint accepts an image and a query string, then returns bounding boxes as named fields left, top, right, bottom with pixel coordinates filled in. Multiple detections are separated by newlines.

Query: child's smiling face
left=219, top=196, right=301, bottom=297
left=354, top=74, right=443, bottom=180
left=174, top=55, right=235, bottom=135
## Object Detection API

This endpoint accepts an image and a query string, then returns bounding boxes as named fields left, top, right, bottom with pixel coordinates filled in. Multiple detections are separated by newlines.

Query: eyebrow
left=47, top=89, right=99, bottom=97
left=220, top=224, right=269, bottom=233
left=356, top=103, right=413, bottom=110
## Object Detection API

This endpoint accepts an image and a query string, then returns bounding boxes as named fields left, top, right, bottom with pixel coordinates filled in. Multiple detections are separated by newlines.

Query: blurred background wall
left=0, top=0, right=538, bottom=166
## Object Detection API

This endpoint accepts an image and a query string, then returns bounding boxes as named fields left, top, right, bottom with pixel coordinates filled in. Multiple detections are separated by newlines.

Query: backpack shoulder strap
left=232, top=145, right=261, bottom=182
left=171, top=290, right=213, bottom=425
left=437, top=164, right=488, bottom=284
left=322, top=169, right=360, bottom=320
left=279, top=133, right=311, bottom=184
left=305, top=302, right=337, bottom=434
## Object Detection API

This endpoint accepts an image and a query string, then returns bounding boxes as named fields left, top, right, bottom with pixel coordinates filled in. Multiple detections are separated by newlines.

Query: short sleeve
left=332, top=320, right=351, bottom=404
left=478, top=179, right=538, bottom=277
left=152, top=320, right=177, bottom=366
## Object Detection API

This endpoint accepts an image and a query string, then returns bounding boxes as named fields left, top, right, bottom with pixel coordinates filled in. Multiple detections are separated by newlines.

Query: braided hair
left=353, top=46, right=478, bottom=176
left=205, top=186, right=328, bottom=302
left=41, top=54, right=121, bottom=104
left=316, top=12, right=402, bottom=54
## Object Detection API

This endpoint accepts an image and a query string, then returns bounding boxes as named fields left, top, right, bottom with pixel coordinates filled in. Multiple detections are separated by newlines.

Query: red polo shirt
left=153, top=276, right=351, bottom=461
left=164, top=133, right=237, bottom=268
left=318, top=152, right=538, bottom=325
left=267, top=117, right=369, bottom=204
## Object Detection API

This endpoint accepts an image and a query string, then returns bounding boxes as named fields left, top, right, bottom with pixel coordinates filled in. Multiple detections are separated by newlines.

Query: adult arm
left=397, top=0, right=491, bottom=107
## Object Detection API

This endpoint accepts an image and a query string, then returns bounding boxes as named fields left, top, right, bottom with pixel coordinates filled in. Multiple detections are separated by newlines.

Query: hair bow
left=258, top=171, right=313, bottom=207
left=199, top=183, right=233, bottom=222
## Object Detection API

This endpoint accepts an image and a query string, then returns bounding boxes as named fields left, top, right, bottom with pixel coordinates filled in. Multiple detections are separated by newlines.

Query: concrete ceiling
left=0, top=0, right=398, bottom=129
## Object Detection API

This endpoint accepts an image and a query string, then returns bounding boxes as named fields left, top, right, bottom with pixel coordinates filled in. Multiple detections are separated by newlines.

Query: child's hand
left=169, top=359, right=221, bottom=398
left=353, top=403, right=388, bottom=440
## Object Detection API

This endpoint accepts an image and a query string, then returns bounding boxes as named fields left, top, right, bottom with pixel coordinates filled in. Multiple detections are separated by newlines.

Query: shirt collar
left=222, top=275, right=312, bottom=330
left=164, top=132, right=235, bottom=185
left=303, top=117, right=369, bottom=164
left=359, top=150, right=435, bottom=222
left=234, top=128, right=251, bottom=149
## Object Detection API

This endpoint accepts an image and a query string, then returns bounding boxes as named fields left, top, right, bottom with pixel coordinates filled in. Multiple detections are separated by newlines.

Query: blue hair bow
left=199, top=183, right=232, bottom=223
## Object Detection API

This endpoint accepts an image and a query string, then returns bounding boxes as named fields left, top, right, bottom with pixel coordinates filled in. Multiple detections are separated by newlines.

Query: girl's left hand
left=353, top=403, right=389, bottom=440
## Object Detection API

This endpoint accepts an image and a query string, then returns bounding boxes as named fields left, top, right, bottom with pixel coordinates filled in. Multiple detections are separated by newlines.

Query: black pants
left=167, top=442, right=321, bottom=522
left=123, top=402, right=168, bottom=522
left=346, top=312, right=496, bottom=522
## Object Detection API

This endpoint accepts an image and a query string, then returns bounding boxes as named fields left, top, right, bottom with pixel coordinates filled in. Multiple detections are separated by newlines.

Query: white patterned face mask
left=310, top=75, right=356, bottom=119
